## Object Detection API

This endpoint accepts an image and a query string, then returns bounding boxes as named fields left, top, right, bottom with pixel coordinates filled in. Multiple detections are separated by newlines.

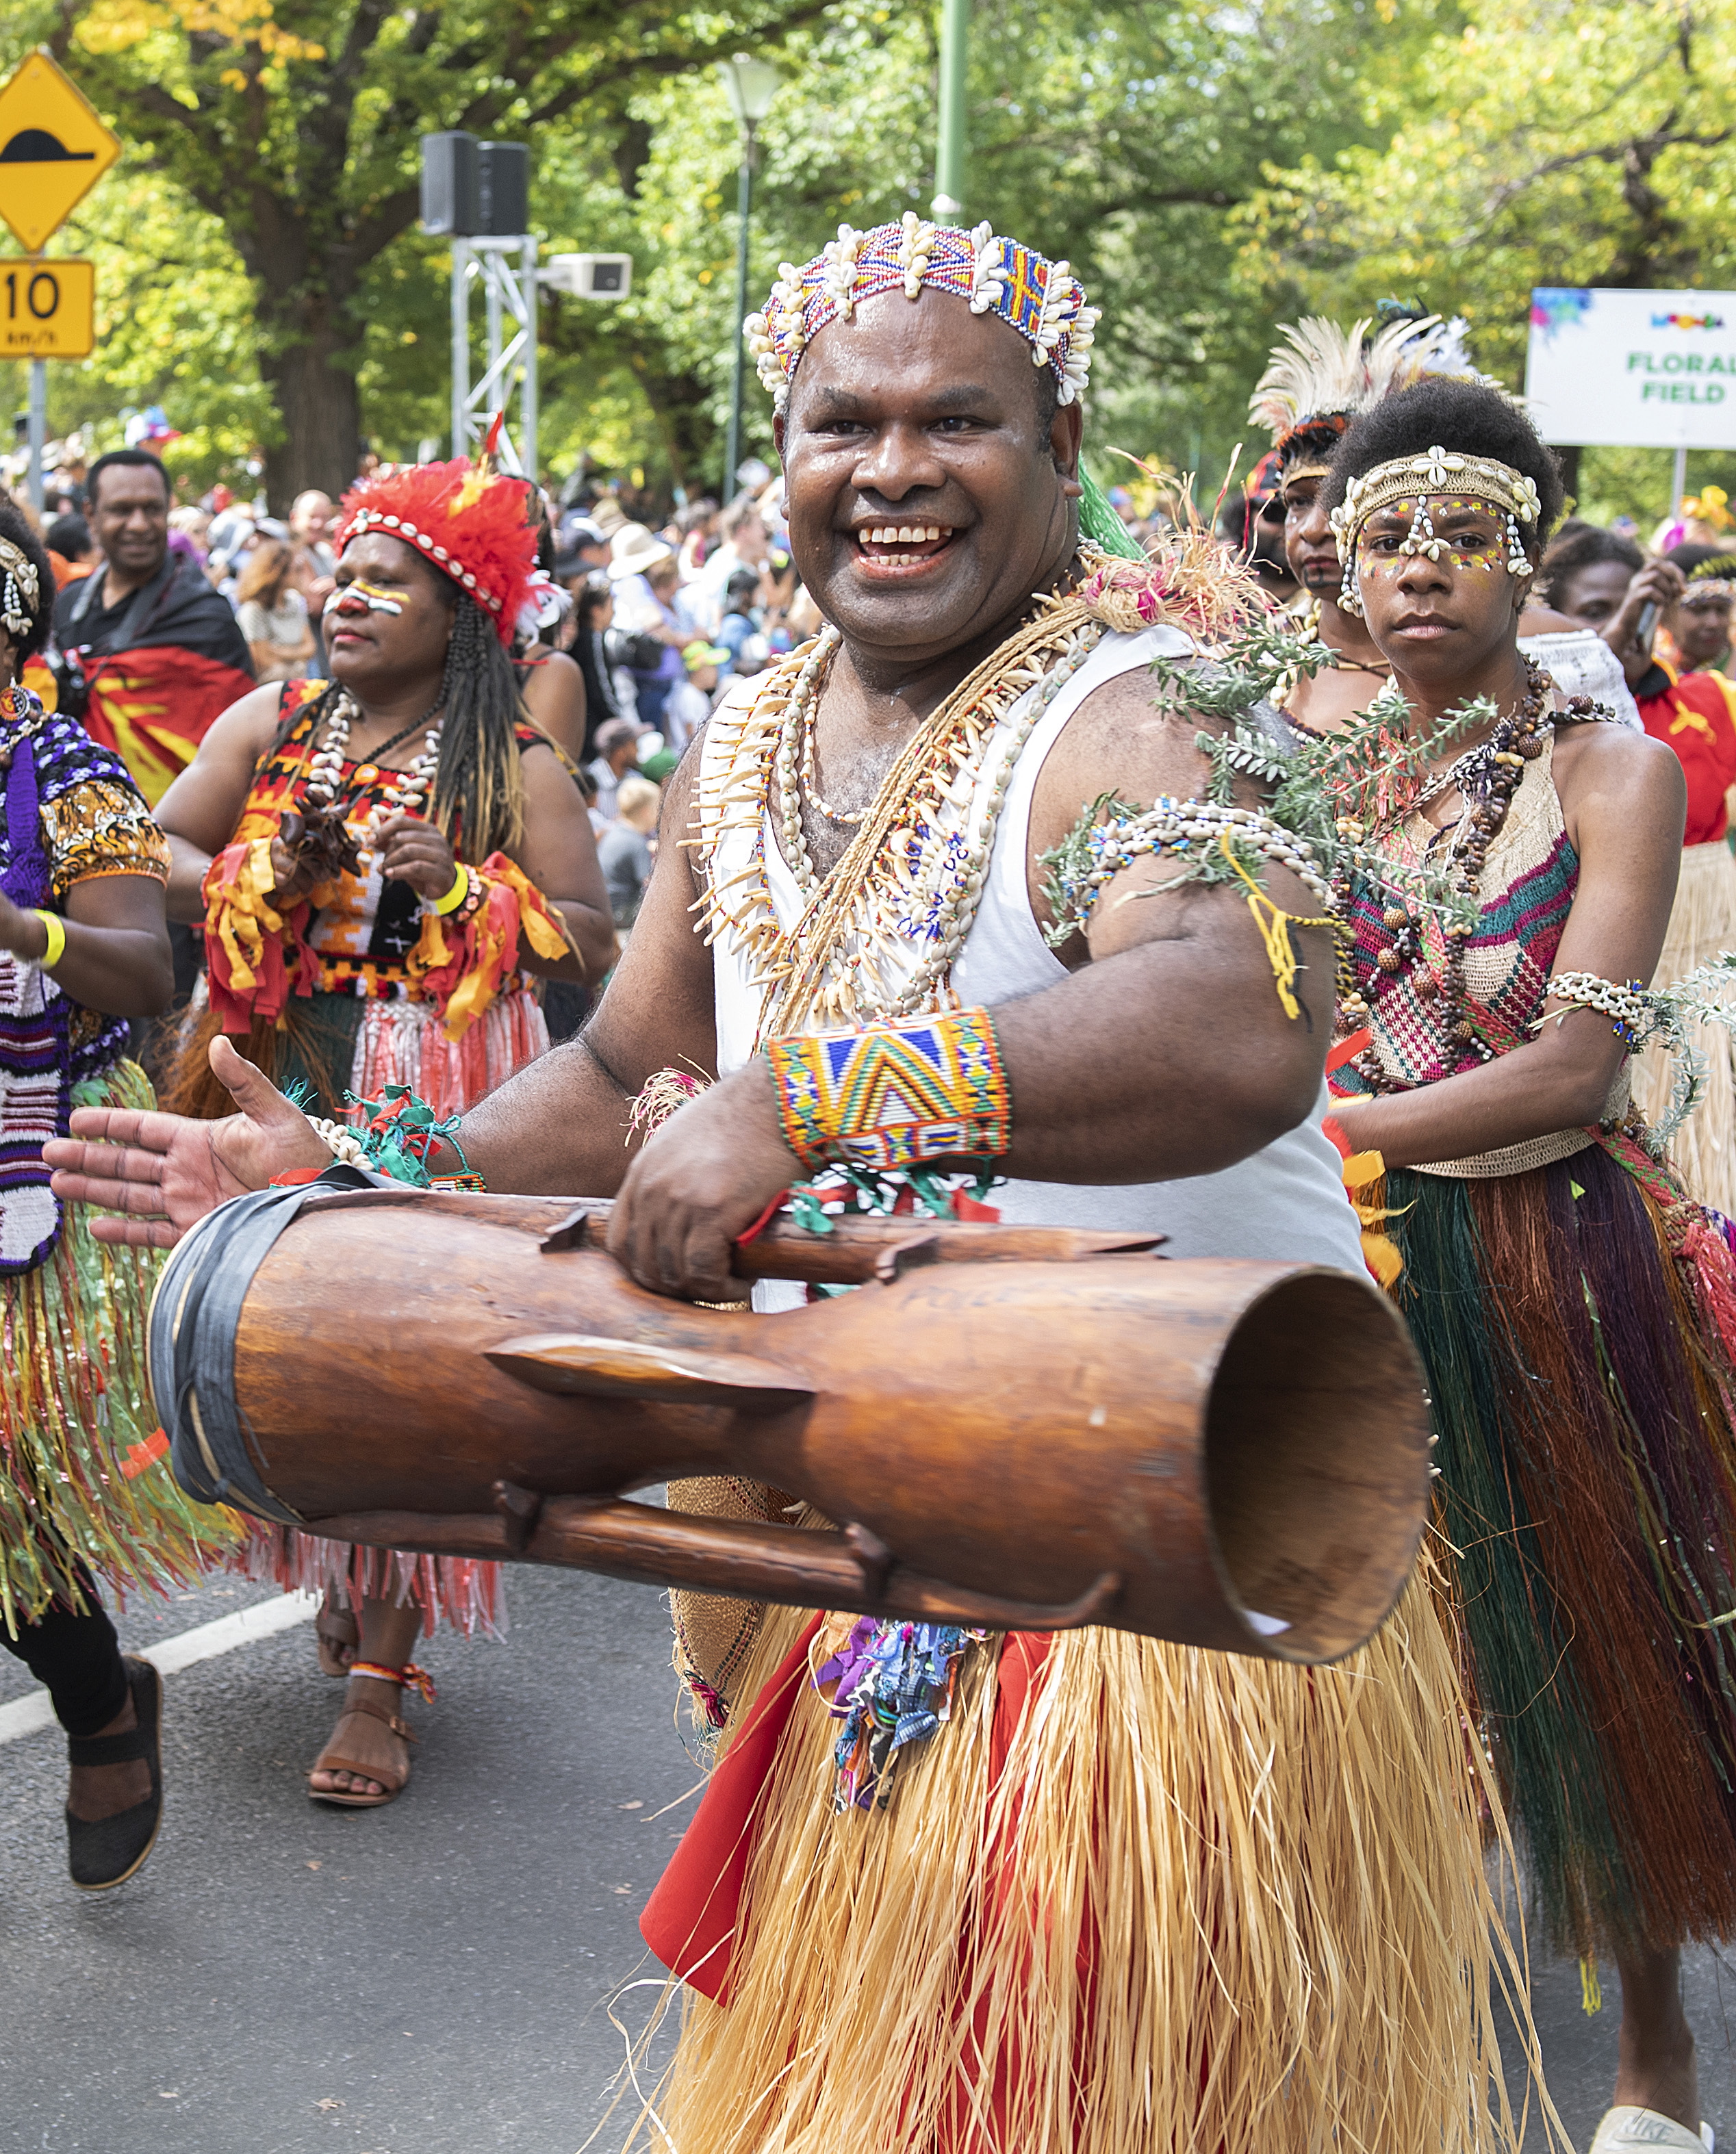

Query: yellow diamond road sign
left=0, top=53, right=120, bottom=254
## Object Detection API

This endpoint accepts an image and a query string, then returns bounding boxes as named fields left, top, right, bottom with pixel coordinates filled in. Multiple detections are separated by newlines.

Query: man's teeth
left=859, top=525, right=951, bottom=546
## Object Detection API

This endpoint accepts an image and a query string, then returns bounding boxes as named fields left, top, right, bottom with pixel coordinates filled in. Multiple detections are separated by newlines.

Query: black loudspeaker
left=477, top=142, right=530, bottom=236
left=420, top=132, right=480, bottom=235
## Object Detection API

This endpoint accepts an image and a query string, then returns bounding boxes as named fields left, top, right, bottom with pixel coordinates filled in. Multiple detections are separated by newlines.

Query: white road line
left=0, top=1591, right=319, bottom=1746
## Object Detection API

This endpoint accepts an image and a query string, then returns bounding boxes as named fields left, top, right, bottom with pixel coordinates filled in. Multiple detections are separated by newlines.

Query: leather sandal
left=314, top=1600, right=359, bottom=1678
left=66, top=1656, right=164, bottom=1891
left=307, top=1689, right=420, bottom=1809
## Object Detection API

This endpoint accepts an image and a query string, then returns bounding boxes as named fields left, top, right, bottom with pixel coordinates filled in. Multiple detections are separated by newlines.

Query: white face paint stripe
left=324, top=579, right=405, bottom=619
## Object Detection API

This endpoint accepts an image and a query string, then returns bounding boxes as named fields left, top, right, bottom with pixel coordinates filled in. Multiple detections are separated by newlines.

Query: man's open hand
left=607, top=1059, right=803, bottom=1300
left=44, top=1036, right=331, bottom=1248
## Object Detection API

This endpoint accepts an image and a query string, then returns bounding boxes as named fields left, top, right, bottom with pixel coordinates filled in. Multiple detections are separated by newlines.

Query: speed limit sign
left=0, top=258, right=94, bottom=357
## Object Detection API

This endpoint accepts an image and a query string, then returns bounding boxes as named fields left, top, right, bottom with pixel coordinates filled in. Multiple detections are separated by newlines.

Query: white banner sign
left=1524, top=287, right=1736, bottom=448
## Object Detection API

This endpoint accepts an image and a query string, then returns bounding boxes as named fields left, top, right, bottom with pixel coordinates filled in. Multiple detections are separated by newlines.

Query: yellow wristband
left=32, top=910, right=66, bottom=969
left=430, top=864, right=470, bottom=916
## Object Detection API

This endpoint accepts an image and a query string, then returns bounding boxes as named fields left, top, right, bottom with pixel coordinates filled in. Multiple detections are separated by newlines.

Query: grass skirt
left=0, top=1062, right=238, bottom=1636
left=1388, top=1140, right=1736, bottom=1959
left=1632, top=837, right=1736, bottom=1216
left=634, top=1566, right=1556, bottom=2154
left=201, top=987, right=548, bottom=1639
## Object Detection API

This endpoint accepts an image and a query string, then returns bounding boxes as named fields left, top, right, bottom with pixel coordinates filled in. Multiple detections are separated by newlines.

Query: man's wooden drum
left=149, top=1177, right=1433, bottom=1664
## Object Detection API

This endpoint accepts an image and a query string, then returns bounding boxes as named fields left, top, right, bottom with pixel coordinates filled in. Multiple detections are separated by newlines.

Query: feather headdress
left=334, top=454, right=558, bottom=647
left=1249, top=314, right=1496, bottom=480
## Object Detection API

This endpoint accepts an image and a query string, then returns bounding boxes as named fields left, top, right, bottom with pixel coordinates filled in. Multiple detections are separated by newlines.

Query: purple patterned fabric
left=0, top=689, right=142, bottom=1272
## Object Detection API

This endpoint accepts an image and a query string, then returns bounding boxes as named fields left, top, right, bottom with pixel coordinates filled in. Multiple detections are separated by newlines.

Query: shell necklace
left=303, top=689, right=444, bottom=840
left=693, top=597, right=1103, bottom=1040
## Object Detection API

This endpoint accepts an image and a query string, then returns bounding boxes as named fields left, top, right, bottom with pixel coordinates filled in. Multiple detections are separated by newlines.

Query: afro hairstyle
left=1320, top=376, right=1566, bottom=550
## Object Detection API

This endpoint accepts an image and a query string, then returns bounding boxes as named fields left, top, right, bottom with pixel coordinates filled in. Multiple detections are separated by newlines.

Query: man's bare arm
left=606, top=669, right=1336, bottom=1296
left=46, top=743, right=722, bottom=1233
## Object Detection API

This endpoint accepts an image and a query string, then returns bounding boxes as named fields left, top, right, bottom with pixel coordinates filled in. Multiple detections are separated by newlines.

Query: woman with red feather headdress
left=153, top=454, right=617, bottom=1807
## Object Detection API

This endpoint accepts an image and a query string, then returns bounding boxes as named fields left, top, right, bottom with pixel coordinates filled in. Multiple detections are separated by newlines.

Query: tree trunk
left=259, top=294, right=364, bottom=511
left=1553, top=444, right=1583, bottom=512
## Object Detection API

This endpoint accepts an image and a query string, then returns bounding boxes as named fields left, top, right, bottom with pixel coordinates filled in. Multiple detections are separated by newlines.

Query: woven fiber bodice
left=1342, top=733, right=1578, bottom=1094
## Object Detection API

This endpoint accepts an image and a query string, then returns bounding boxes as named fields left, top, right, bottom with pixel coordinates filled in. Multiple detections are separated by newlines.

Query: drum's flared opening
left=1203, top=1268, right=1431, bottom=1663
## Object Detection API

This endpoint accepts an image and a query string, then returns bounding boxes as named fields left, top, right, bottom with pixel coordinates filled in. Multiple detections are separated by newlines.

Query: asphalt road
left=3, top=1565, right=1735, bottom=2153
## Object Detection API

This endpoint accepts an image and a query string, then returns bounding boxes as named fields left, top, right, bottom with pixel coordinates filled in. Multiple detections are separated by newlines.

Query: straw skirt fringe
left=1634, top=837, right=1736, bottom=1215
left=639, top=1563, right=1557, bottom=2154
left=0, top=1062, right=238, bottom=1635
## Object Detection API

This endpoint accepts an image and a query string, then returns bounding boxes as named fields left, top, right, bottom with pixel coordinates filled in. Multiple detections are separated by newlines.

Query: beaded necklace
left=1340, top=658, right=1618, bottom=1077
left=693, top=595, right=1103, bottom=1038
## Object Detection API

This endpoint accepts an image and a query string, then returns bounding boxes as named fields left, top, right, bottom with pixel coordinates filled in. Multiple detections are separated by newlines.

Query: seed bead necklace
left=792, top=631, right=863, bottom=826
left=1340, top=657, right=1618, bottom=1079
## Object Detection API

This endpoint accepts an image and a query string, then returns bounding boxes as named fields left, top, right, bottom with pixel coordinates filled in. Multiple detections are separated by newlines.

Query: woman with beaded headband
left=1251, top=310, right=1643, bottom=736
left=151, top=455, right=616, bottom=1809
left=47, top=214, right=1557, bottom=2151
left=0, top=497, right=233, bottom=1890
left=1660, top=543, right=1736, bottom=679
left=1323, top=375, right=1736, bottom=2153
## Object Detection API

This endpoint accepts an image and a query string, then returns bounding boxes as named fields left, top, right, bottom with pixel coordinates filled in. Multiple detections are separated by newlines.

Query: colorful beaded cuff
left=765, top=1008, right=1012, bottom=1173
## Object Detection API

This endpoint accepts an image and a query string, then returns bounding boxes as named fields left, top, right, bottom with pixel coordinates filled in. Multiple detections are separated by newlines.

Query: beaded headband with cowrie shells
left=745, top=213, right=1098, bottom=414
left=333, top=456, right=557, bottom=647
left=1328, top=446, right=1544, bottom=616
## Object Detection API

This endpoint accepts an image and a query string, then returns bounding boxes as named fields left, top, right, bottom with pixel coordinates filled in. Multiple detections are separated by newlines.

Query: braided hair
left=429, top=587, right=524, bottom=858
left=261, top=581, right=526, bottom=860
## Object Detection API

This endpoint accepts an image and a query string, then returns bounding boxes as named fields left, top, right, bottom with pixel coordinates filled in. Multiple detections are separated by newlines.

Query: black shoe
left=65, top=1656, right=164, bottom=1890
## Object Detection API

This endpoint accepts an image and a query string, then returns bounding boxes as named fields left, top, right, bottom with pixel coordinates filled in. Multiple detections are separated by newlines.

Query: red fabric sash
left=640, top=1624, right=1058, bottom=2007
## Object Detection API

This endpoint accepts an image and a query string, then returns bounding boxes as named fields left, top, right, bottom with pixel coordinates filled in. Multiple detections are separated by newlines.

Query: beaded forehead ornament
left=0, top=536, right=40, bottom=643
left=1685, top=554, right=1736, bottom=603
left=745, top=213, right=1098, bottom=414
left=1328, top=446, right=1544, bottom=618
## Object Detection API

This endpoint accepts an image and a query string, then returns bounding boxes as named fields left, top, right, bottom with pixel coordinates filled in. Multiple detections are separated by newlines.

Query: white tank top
left=702, top=624, right=1364, bottom=1275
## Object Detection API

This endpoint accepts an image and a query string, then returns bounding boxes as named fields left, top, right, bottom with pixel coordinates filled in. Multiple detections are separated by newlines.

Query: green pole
left=932, top=0, right=970, bottom=216
left=724, top=133, right=755, bottom=500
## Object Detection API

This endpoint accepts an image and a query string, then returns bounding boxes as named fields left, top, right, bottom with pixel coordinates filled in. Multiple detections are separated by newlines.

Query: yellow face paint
left=325, top=578, right=405, bottom=618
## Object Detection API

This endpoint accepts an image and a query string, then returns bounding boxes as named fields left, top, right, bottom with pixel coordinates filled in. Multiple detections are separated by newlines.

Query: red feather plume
left=333, top=457, right=539, bottom=646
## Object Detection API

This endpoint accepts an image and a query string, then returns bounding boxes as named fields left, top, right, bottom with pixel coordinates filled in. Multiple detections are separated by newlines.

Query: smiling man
left=50, top=220, right=1531, bottom=2150
left=49, top=450, right=254, bottom=808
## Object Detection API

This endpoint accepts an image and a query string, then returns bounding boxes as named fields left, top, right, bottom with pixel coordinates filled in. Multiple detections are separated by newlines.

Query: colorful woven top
left=1335, top=734, right=1578, bottom=1093
left=233, top=679, right=545, bottom=1001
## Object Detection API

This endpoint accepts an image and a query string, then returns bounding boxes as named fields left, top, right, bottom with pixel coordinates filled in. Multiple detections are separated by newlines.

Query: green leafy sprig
left=1041, top=621, right=1496, bottom=947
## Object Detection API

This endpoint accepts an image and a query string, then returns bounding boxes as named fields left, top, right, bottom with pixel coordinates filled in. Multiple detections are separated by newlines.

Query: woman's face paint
left=325, top=577, right=405, bottom=619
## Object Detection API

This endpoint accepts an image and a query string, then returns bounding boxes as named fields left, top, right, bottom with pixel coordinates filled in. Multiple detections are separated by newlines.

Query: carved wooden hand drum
left=149, top=1180, right=1433, bottom=1663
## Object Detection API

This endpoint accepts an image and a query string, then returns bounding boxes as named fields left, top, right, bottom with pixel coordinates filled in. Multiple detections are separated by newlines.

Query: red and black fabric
left=1633, top=659, right=1736, bottom=846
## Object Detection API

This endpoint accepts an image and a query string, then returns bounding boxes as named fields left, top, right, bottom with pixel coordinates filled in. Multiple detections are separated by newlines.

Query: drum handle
left=536, top=1200, right=1164, bottom=1285
left=298, top=1483, right=1125, bottom=1634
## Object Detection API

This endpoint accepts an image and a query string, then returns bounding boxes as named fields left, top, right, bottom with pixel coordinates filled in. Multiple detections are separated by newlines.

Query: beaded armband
left=309, top=1083, right=486, bottom=1192
left=1041, top=795, right=1338, bottom=1021
left=1537, top=973, right=1656, bottom=1053
left=765, top=1008, right=1012, bottom=1173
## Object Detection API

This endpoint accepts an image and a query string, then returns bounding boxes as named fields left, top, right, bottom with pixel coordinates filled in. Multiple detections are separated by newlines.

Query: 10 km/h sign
left=0, top=257, right=94, bottom=356
left=0, top=52, right=120, bottom=252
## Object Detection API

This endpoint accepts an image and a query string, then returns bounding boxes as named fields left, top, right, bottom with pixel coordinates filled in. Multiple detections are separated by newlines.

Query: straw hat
left=607, top=522, right=676, bottom=580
